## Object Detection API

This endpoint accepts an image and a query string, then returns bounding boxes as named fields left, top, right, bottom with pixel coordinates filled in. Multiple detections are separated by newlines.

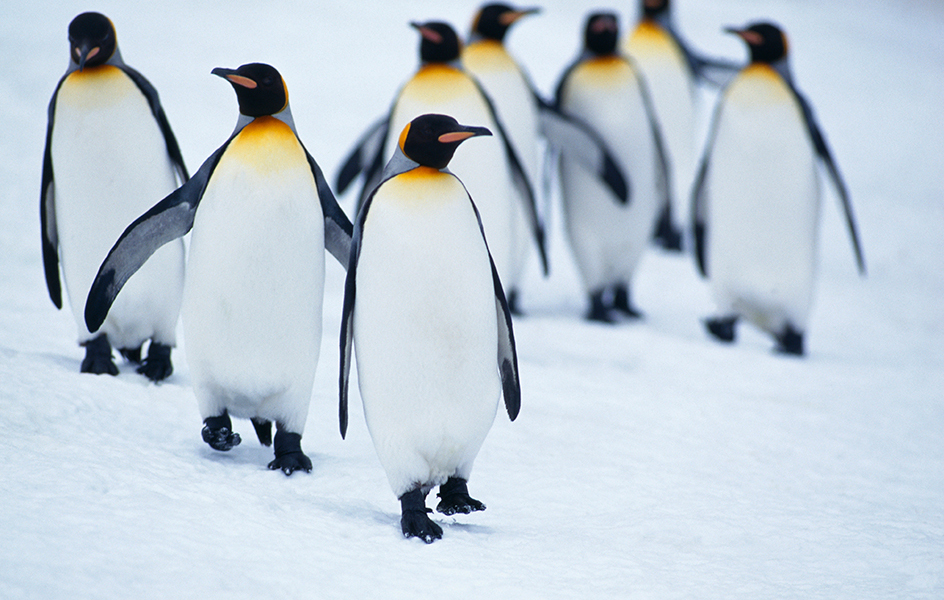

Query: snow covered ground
left=1, top=1, right=942, bottom=598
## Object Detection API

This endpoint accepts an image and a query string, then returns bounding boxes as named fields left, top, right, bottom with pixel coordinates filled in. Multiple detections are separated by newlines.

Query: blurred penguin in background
left=691, top=22, right=866, bottom=355
left=622, top=0, right=740, bottom=251
left=335, top=20, right=547, bottom=305
left=41, top=12, right=187, bottom=381
left=555, top=11, right=670, bottom=323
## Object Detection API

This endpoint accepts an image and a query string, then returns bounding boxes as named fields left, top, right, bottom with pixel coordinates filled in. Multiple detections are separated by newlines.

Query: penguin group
left=39, top=3, right=864, bottom=543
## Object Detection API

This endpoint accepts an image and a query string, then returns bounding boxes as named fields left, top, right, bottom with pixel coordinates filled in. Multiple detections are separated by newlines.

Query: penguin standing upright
left=339, top=113, right=520, bottom=544
left=41, top=12, right=187, bottom=380
left=86, top=63, right=353, bottom=473
left=556, top=12, right=671, bottom=322
left=463, top=4, right=541, bottom=311
left=691, top=22, right=866, bottom=355
left=622, top=0, right=738, bottom=250
left=336, top=20, right=548, bottom=295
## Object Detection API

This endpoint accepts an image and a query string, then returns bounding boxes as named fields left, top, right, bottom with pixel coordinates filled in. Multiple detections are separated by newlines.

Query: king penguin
left=691, top=22, right=866, bottom=355
left=85, top=63, right=354, bottom=473
left=621, top=0, right=739, bottom=250
left=339, top=114, right=520, bottom=543
left=336, top=20, right=548, bottom=298
left=462, top=4, right=541, bottom=312
left=555, top=12, right=671, bottom=322
left=41, top=12, right=187, bottom=380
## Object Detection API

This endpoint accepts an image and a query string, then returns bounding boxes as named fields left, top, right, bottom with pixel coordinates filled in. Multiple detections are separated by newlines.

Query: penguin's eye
left=261, top=76, right=273, bottom=87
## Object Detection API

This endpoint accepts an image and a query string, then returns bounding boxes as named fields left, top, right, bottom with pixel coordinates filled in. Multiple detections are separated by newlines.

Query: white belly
left=183, top=132, right=325, bottom=432
left=51, top=67, right=184, bottom=347
left=558, top=58, right=662, bottom=291
left=624, top=23, right=696, bottom=224
left=354, top=172, right=500, bottom=497
left=705, top=69, right=821, bottom=332
left=389, top=68, right=522, bottom=288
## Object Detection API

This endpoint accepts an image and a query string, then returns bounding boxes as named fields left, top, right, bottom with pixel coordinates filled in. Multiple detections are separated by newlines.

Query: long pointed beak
left=439, top=125, right=492, bottom=144
left=75, top=42, right=98, bottom=71
left=211, top=67, right=256, bottom=89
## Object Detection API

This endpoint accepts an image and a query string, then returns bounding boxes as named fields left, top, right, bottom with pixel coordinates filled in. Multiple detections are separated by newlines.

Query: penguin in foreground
left=339, top=114, right=520, bottom=543
left=336, top=20, right=547, bottom=301
left=691, top=22, right=866, bottom=355
left=41, top=12, right=187, bottom=380
left=555, top=12, right=671, bottom=323
left=622, top=0, right=740, bottom=250
left=86, top=63, right=353, bottom=474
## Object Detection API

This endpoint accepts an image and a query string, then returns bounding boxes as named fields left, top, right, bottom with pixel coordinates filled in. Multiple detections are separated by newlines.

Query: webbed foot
left=400, top=488, right=442, bottom=543
left=267, top=428, right=311, bottom=475
left=136, top=342, right=173, bottom=382
left=437, top=477, right=486, bottom=515
left=202, top=412, right=241, bottom=451
left=81, top=334, right=118, bottom=376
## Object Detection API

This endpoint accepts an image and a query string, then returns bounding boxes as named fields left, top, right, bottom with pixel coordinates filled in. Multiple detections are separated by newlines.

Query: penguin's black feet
left=613, top=284, right=643, bottom=319
left=653, top=207, right=683, bottom=252
left=267, top=428, right=311, bottom=476
left=436, top=477, right=486, bottom=515
left=400, top=488, right=442, bottom=544
left=136, top=342, right=173, bottom=382
left=586, top=290, right=618, bottom=324
left=775, top=325, right=805, bottom=356
left=202, top=412, right=241, bottom=451
left=81, top=334, right=118, bottom=376
left=119, top=345, right=142, bottom=364
left=251, top=418, right=273, bottom=446
left=705, top=316, right=738, bottom=342
left=506, top=289, right=522, bottom=316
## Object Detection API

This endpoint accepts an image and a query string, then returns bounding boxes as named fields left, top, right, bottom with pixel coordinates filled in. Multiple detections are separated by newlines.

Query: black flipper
left=40, top=76, right=67, bottom=309
left=335, top=117, right=388, bottom=196
left=791, top=86, right=866, bottom=276
left=536, top=95, right=630, bottom=204
left=691, top=97, right=726, bottom=278
left=84, top=140, right=231, bottom=333
left=471, top=77, right=548, bottom=275
left=120, top=65, right=189, bottom=184
left=301, top=144, right=354, bottom=266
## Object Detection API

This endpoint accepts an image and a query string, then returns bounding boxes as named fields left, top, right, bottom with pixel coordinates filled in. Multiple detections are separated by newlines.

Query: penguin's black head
left=472, top=4, right=540, bottom=43
left=411, top=21, right=462, bottom=64
left=68, top=12, right=117, bottom=70
left=726, top=22, right=789, bottom=64
left=642, top=0, right=670, bottom=19
left=212, top=63, right=288, bottom=118
left=584, top=12, right=619, bottom=56
left=398, top=113, right=492, bottom=170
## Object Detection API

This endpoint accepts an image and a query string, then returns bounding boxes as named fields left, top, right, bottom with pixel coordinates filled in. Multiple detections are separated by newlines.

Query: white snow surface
left=1, top=1, right=942, bottom=598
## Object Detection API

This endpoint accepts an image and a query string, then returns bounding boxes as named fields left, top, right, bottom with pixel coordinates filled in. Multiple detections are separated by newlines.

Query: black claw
left=437, top=477, right=486, bottom=516
left=202, top=412, right=241, bottom=451
left=136, top=342, right=173, bottom=382
left=705, top=316, right=738, bottom=342
left=400, top=488, right=442, bottom=543
left=267, top=428, right=311, bottom=475
left=80, top=334, right=118, bottom=376
left=775, top=325, right=805, bottom=356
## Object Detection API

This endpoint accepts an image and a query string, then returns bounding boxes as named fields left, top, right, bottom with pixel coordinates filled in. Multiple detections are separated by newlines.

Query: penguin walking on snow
left=41, top=12, right=187, bottom=380
left=86, top=63, right=353, bottom=474
left=339, top=114, right=520, bottom=543
left=555, top=12, right=671, bottom=323
left=691, top=22, right=866, bottom=355
left=622, top=0, right=740, bottom=250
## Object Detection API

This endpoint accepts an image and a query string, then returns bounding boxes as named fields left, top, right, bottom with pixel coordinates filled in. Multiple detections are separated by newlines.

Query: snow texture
left=1, top=1, right=942, bottom=598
